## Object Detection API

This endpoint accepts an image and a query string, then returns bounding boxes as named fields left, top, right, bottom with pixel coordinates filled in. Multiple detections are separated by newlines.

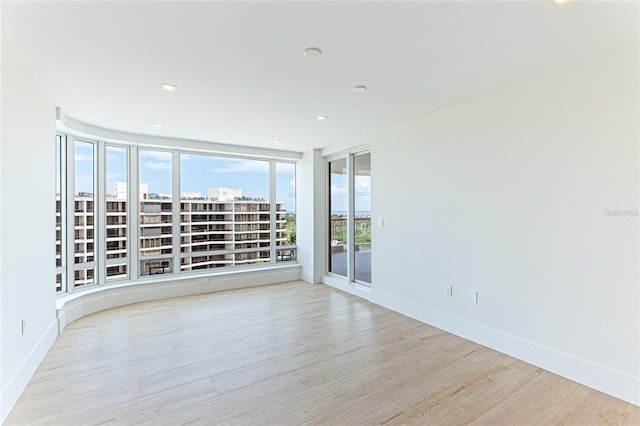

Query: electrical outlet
left=469, top=290, right=478, bottom=303
left=444, top=285, right=452, bottom=297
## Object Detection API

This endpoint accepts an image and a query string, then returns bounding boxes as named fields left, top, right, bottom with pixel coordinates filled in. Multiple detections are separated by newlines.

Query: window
left=105, top=146, right=128, bottom=281
left=276, top=162, right=296, bottom=262
left=139, top=150, right=173, bottom=275
left=56, top=135, right=297, bottom=293
left=55, top=135, right=65, bottom=292
left=73, top=140, right=95, bottom=287
left=179, top=154, right=271, bottom=271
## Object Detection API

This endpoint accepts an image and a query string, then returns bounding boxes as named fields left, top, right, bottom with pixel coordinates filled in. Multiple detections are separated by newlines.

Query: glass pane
left=329, top=158, right=348, bottom=277
left=74, top=141, right=94, bottom=287
left=56, top=135, right=64, bottom=292
left=276, top=162, right=296, bottom=262
left=354, top=153, right=371, bottom=284
left=106, top=146, right=128, bottom=281
left=74, top=268, right=95, bottom=286
left=141, top=259, right=172, bottom=275
left=139, top=150, right=172, bottom=264
left=106, top=264, right=128, bottom=279
left=179, top=154, right=270, bottom=271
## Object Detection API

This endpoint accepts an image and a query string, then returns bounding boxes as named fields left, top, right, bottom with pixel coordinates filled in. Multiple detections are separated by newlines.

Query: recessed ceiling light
left=153, top=123, right=164, bottom=128
left=316, top=115, right=327, bottom=121
left=161, top=83, right=177, bottom=91
left=551, top=0, right=572, bottom=4
left=303, top=47, right=322, bottom=58
left=273, top=139, right=280, bottom=143
left=352, top=85, right=368, bottom=93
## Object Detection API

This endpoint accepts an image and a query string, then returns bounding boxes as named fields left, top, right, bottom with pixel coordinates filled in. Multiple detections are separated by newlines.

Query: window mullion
left=269, top=159, right=277, bottom=263
left=347, top=155, right=355, bottom=282
left=57, top=135, right=67, bottom=293
left=65, top=135, right=76, bottom=292
left=130, top=147, right=139, bottom=279
left=96, top=141, right=106, bottom=285
left=172, top=150, right=180, bottom=274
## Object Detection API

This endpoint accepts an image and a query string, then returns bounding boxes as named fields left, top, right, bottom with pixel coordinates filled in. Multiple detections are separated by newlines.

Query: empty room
left=1, top=1, right=638, bottom=424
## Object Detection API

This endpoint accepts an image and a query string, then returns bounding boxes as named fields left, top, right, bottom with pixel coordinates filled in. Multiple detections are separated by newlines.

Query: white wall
left=333, top=48, right=639, bottom=404
left=1, top=46, right=58, bottom=421
left=297, top=149, right=326, bottom=283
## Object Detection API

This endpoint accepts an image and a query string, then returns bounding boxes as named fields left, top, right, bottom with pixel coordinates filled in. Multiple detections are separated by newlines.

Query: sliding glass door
left=328, top=152, right=371, bottom=285
left=328, top=158, right=348, bottom=278
left=353, top=153, right=371, bottom=283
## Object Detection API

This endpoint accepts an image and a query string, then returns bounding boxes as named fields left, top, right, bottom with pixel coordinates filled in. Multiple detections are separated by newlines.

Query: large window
left=139, top=150, right=173, bottom=275
left=73, top=140, right=95, bottom=287
left=105, top=146, right=129, bottom=281
left=276, top=162, right=296, bottom=262
left=55, top=135, right=296, bottom=293
left=180, top=154, right=271, bottom=270
left=55, top=135, right=65, bottom=292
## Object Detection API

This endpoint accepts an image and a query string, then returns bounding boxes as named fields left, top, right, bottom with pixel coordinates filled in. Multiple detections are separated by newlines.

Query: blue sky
left=330, top=173, right=371, bottom=214
left=74, top=142, right=372, bottom=215
left=74, top=143, right=296, bottom=213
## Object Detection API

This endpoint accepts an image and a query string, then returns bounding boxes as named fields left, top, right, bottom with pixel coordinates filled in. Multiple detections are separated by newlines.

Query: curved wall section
left=57, top=264, right=302, bottom=332
left=59, top=113, right=301, bottom=161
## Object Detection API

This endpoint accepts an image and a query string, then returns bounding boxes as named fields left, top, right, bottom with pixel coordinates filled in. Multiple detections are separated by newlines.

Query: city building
left=59, top=186, right=291, bottom=289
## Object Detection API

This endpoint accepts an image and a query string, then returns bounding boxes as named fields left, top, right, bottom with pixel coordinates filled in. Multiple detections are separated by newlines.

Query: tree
left=285, top=214, right=296, bottom=244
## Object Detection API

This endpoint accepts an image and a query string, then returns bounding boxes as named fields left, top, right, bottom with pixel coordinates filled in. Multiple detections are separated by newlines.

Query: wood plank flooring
left=5, top=281, right=639, bottom=425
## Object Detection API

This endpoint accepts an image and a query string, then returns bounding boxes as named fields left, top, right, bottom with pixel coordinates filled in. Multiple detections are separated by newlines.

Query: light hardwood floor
left=5, top=281, right=639, bottom=425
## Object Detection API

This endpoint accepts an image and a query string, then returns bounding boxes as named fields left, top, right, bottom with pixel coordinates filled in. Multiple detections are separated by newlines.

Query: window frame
left=103, top=144, right=131, bottom=282
left=326, top=147, right=371, bottom=287
left=55, top=134, right=67, bottom=293
left=56, top=134, right=297, bottom=295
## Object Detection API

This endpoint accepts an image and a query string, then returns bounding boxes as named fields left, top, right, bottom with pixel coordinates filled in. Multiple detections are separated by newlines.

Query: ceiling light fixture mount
left=161, top=83, right=177, bottom=91
left=352, top=85, right=368, bottom=93
left=316, top=115, right=327, bottom=121
left=303, top=47, right=322, bottom=58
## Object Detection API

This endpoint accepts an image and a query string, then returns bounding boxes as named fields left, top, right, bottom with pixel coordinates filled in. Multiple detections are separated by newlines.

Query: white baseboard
left=58, top=265, right=301, bottom=332
left=1, top=318, right=58, bottom=423
left=302, top=270, right=324, bottom=284
left=321, top=274, right=371, bottom=297
left=367, top=287, right=639, bottom=406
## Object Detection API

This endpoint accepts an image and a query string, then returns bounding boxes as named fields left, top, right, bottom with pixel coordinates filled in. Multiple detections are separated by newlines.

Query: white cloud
left=211, top=159, right=269, bottom=174
left=331, top=184, right=348, bottom=196
left=146, top=160, right=172, bottom=170
left=355, top=175, right=371, bottom=196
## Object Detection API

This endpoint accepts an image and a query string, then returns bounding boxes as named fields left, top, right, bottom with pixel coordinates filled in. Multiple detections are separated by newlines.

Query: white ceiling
left=3, top=1, right=638, bottom=153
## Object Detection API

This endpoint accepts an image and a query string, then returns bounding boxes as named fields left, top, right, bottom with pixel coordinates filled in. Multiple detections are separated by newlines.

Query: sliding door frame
left=326, top=147, right=371, bottom=286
